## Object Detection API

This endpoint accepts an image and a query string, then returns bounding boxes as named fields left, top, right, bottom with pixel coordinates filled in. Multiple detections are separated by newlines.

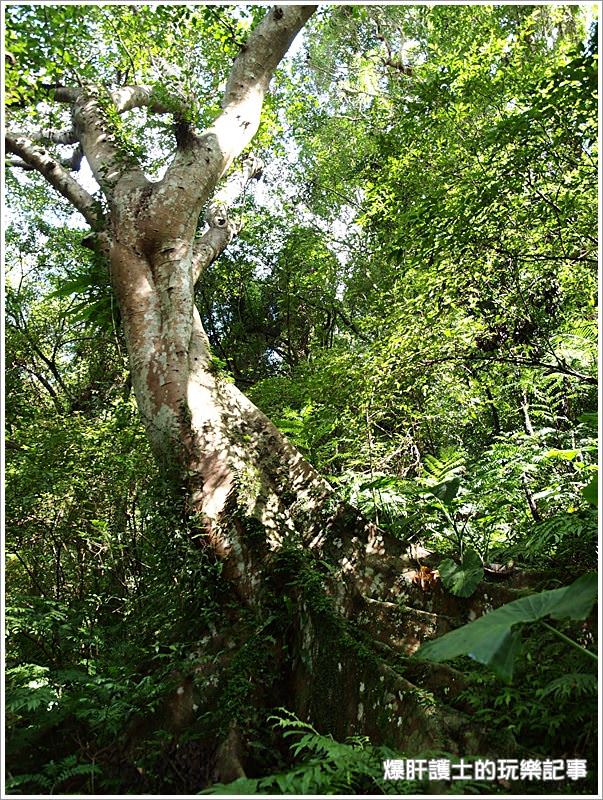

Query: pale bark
left=74, top=94, right=150, bottom=198
left=9, top=5, right=376, bottom=605
left=150, top=6, right=315, bottom=232
left=5, top=4, right=391, bottom=607
left=57, top=6, right=318, bottom=600
left=5, top=133, right=103, bottom=230
left=7, top=126, right=78, bottom=145
left=7, top=8, right=522, bottom=773
left=192, top=156, right=264, bottom=283
left=50, top=84, right=173, bottom=114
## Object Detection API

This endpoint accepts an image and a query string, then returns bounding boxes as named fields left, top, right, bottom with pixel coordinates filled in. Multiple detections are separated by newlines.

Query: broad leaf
left=416, top=573, right=597, bottom=681
left=582, top=475, right=598, bottom=508
left=430, top=476, right=461, bottom=505
left=549, top=572, right=598, bottom=620
left=545, top=448, right=581, bottom=461
left=439, top=547, right=484, bottom=597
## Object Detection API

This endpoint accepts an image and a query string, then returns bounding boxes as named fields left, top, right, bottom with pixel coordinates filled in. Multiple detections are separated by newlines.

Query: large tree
left=6, top=6, right=335, bottom=586
left=4, top=3, right=597, bottom=790
left=4, top=2, right=428, bottom=770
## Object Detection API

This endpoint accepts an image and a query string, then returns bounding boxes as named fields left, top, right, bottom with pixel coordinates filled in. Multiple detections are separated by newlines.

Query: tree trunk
left=109, top=194, right=485, bottom=774
left=6, top=6, right=520, bottom=783
left=111, top=226, right=342, bottom=601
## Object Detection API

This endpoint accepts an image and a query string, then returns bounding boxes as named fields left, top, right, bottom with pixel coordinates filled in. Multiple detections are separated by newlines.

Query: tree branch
left=28, top=83, right=173, bottom=200
left=36, top=85, right=167, bottom=195
left=192, top=156, right=264, bottom=284
left=191, top=224, right=233, bottom=286
left=211, top=4, right=316, bottom=175
left=72, top=92, right=149, bottom=196
left=48, top=84, right=175, bottom=114
left=7, top=140, right=84, bottom=173
left=7, top=126, right=78, bottom=145
left=156, top=5, right=316, bottom=230
left=5, top=132, right=104, bottom=230
left=16, top=362, right=64, bottom=410
left=6, top=156, right=35, bottom=171
left=111, top=85, right=172, bottom=114
left=14, top=7, right=316, bottom=242
left=420, top=353, right=597, bottom=385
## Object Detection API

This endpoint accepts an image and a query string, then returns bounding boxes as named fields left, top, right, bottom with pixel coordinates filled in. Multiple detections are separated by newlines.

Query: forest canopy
left=3, top=3, right=599, bottom=796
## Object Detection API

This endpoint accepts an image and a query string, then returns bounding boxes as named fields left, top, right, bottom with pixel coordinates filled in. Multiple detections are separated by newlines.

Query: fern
left=5, top=756, right=100, bottom=793
left=203, top=709, right=413, bottom=795
left=528, top=401, right=556, bottom=424
left=537, top=673, right=596, bottom=701
left=562, top=319, right=598, bottom=345
left=524, top=512, right=584, bottom=557
left=422, top=451, right=466, bottom=484
left=343, top=473, right=423, bottom=540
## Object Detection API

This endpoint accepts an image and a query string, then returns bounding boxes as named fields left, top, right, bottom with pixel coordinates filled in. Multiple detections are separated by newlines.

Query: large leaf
left=545, top=448, right=581, bottom=461
left=416, top=573, right=597, bottom=681
left=549, top=572, right=598, bottom=621
left=438, top=547, right=484, bottom=598
left=582, top=475, right=598, bottom=508
left=430, top=476, right=461, bottom=505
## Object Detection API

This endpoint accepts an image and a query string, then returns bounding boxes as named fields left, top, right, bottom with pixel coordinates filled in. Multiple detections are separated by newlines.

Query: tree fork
left=7, top=0, right=499, bottom=769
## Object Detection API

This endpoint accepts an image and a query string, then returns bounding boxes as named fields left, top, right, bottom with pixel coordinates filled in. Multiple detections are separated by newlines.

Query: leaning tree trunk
left=109, top=201, right=513, bottom=778
left=110, top=215, right=344, bottom=602
left=6, top=5, right=346, bottom=588
left=87, top=4, right=375, bottom=610
left=6, top=5, right=514, bottom=783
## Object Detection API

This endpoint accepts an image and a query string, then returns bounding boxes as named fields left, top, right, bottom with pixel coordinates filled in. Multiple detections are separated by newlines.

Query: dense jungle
left=3, top=3, right=599, bottom=796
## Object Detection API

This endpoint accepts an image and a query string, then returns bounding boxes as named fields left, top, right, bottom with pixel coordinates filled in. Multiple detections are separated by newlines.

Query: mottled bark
left=7, top=4, right=324, bottom=604
left=6, top=3, right=406, bottom=696
left=94, top=6, right=322, bottom=603
left=5, top=133, right=103, bottom=230
left=7, top=11, right=535, bottom=779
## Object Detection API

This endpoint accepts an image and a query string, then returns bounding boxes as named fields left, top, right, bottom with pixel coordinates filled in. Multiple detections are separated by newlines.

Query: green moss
left=233, top=464, right=264, bottom=515
left=198, top=616, right=282, bottom=741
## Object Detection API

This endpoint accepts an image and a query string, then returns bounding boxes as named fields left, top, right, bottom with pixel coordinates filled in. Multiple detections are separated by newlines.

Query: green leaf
left=47, top=277, right=96, bottom=298
left=202, top=776, right=262, bottom=795
left=439, top=547, right=484, bottom=597
left=545, top=448, right=581, bottom=461
left=470, top=628, right=522, bottom=682
left=416, top=573, right=597, bottom=681
left=549, top=572, right=598, bottom=621
left=578, top=412, right=598, bottom=430
left=430, top=476, right=461, bottom=504
left=582, top=475, right=598, bottom=507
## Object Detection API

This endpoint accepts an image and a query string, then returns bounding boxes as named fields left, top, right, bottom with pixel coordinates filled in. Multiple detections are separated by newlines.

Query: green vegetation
left=417, top=572, right=597, bottom=680
left=204, top=710, right=416, bottom=795
left=4, top=3, right=598, bottom=795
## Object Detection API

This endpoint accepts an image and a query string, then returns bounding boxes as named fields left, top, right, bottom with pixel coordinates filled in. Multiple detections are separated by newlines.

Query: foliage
left=4, top=2, right=598, bottom=794
left=204, top=709, right=414, bottom=796
left=455, top=622, right=597, bottom=760
left=438, top=548, right=484, bottom=598
left=5, top=755, right=100, bottom=795
left=416, top=572, right=597, bottom=681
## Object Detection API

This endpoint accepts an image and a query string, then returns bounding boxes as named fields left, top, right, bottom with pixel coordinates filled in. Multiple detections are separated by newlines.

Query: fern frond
left=538, top=673, right=596, bottom=700
left=524, top=513, right=584, bottom=555
left=423, top=452, right=465, bottom=482
left=204, top=710, right=413, bottom=795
